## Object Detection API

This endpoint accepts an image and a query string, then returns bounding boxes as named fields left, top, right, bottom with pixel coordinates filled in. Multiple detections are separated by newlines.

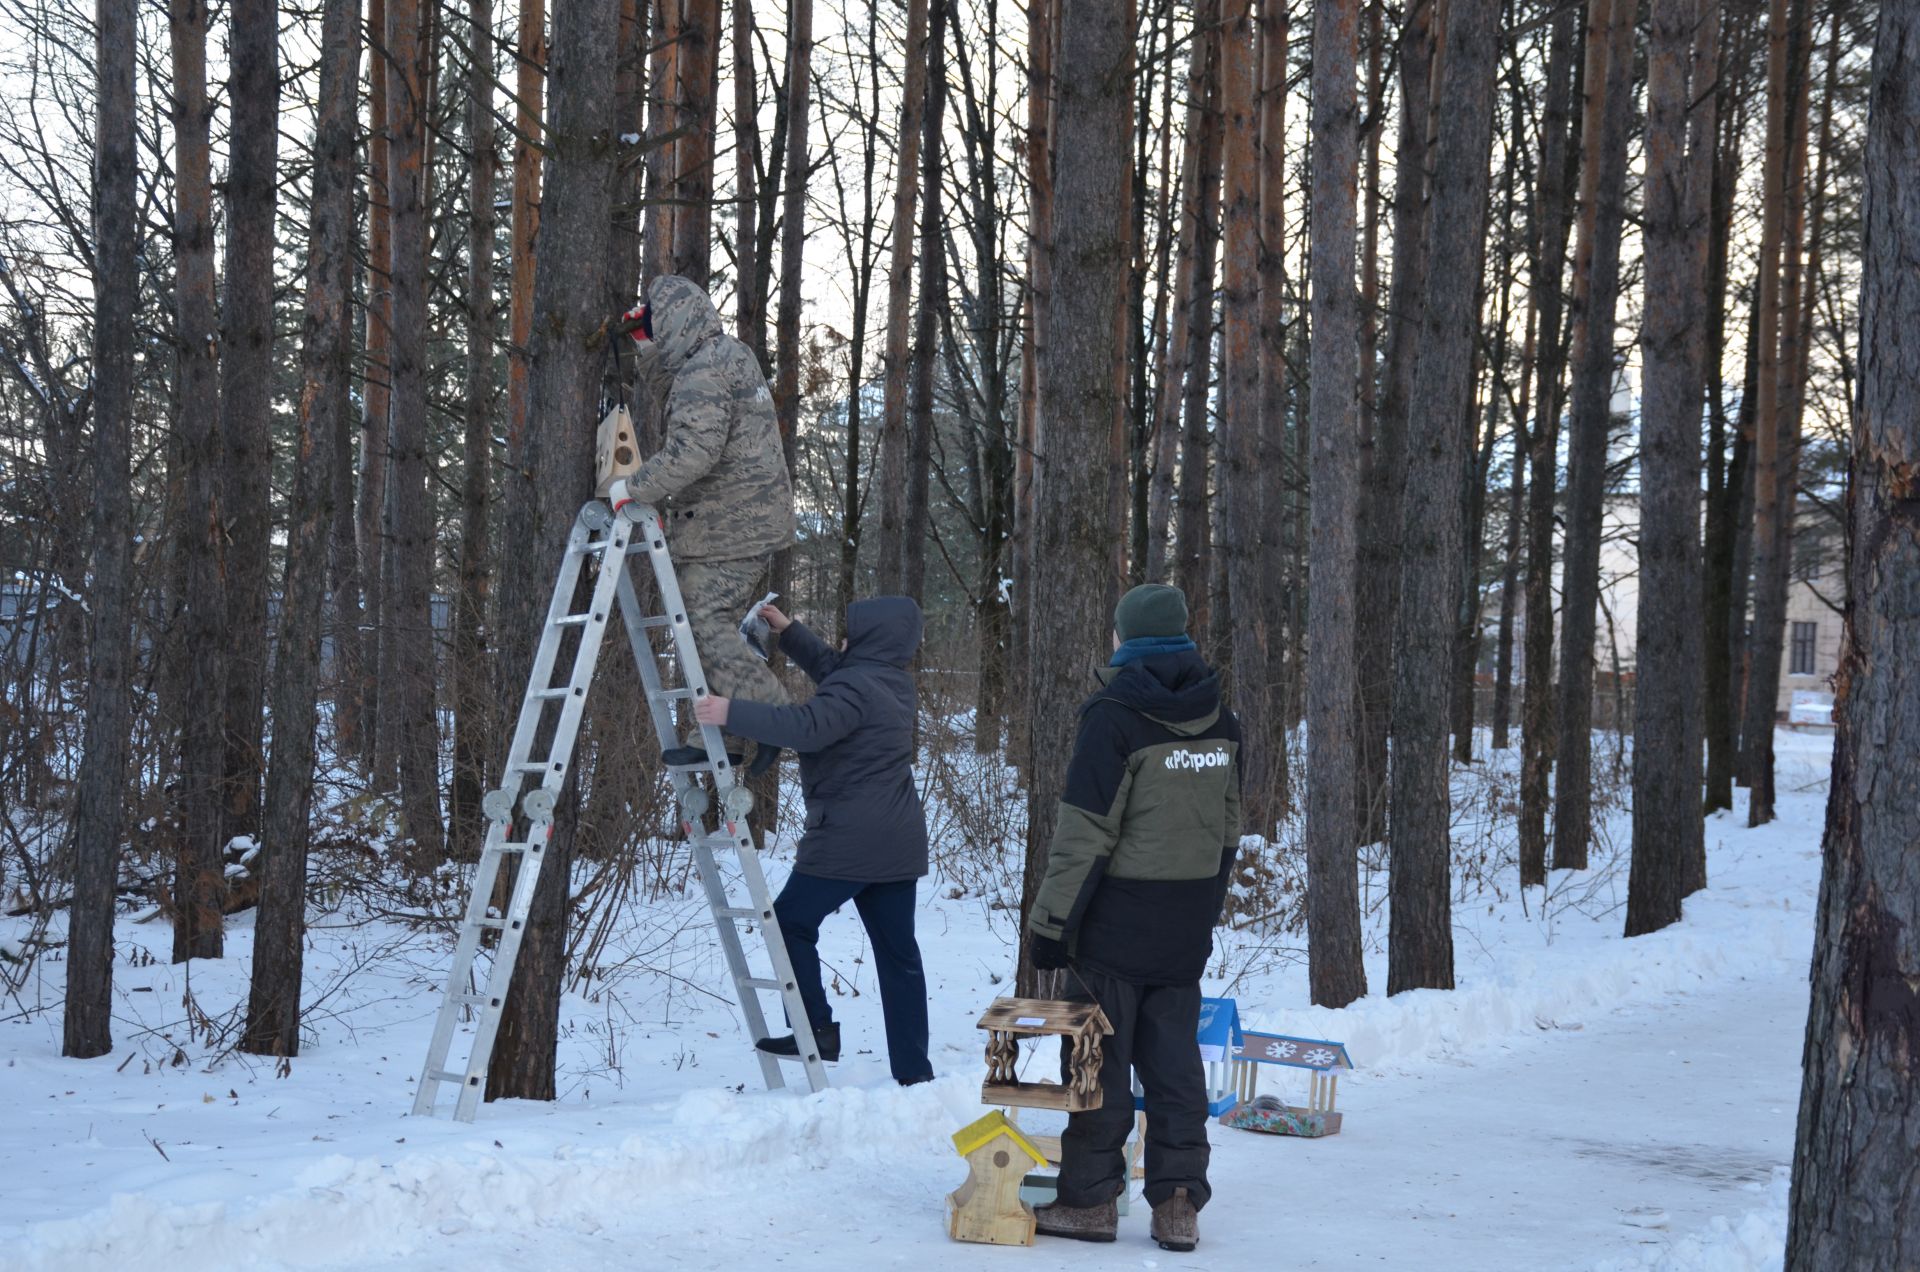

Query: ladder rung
left=447, top=992, right=493, bottom=1007
left=471, top=916, right=508, bottom=931
left=427, top=1068, right=482, bottom=1086
left=513, top=761, right=556, bottom=773
left=531, top=687, right=573, bottom=701
left=650, top=687, right=699, bottom=701
left=577, top=538, right=615, bottom=555
left=490, top=841, right=536, bottom=853
left=553, top=613, right=597, bottom=627
left=666, top=760, right=726, bottom=773
left=765, top=1050, right=819, bottom=1063
left=632, top=615, right=671, bottom=629
left=715, top=906, right=765, bottom=920
left=740, top=977, right=788, bottom=992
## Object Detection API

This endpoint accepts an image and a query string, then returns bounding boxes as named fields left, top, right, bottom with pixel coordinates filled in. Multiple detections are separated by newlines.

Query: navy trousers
left=772, top=872, right=933, bottom=1084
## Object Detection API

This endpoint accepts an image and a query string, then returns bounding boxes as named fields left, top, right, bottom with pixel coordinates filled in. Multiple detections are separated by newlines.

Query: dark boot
left=1150, top=1187, right=1198, bottom=1252
left=756, top=1021, right=840, bottom=1062
left=746, top=743, right=783, bottom=778
left=1034, top=1196, right=1118, bottom=1243
left=661, top=744, right=745, bottom=768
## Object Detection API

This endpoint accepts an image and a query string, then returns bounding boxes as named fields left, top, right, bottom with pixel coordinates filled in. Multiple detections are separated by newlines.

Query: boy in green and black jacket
left=1028, top=582, right=1241, bottom=1254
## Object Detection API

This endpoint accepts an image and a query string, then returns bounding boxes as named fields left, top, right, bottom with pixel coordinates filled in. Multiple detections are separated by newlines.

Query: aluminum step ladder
left=413, top=498, right=830, bottom=1121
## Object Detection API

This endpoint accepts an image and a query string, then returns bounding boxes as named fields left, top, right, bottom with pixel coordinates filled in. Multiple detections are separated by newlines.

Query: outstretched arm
left=777, top=620, right=841, bottom=684
left=726, top=681, right=866, bottom=753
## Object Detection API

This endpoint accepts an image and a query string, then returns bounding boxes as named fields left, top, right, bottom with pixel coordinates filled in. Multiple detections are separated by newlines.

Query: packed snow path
left=4, top=732, right=1826, bottom=1270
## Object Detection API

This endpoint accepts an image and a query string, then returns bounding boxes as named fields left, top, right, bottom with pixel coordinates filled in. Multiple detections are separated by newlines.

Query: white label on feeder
left=1015, top=1016, right=1047, bottom=1027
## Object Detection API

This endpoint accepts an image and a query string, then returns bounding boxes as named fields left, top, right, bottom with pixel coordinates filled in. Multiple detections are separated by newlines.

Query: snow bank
left=18, top=1078, right=979, bottom=1271
left=1594, top=1170, right=1789, bottom=1272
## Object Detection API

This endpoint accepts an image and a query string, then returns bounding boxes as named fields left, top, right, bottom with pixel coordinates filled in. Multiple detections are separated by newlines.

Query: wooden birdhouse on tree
left=1219, top=1030, right=1356, bottom=1137
left=948, top=1110, right=1051, bottom=1246
left=594, top=404, right=640, bottom=496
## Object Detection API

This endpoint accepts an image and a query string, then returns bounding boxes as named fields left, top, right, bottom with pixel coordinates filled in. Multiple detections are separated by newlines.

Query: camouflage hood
left=647, top=274, right=724, bottom=372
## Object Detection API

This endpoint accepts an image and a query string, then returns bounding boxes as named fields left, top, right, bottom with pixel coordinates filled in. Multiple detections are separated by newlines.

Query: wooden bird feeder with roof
left=976, top=997, right=1113, bottom=1113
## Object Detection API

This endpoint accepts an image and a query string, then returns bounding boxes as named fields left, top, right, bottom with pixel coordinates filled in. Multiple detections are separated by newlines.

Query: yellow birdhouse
left=947, top=1110, right=1051, bottom=1246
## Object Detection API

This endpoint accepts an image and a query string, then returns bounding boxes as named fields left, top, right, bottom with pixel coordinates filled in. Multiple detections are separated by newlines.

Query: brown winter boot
left=1033, top=1195, right=1118, bottom=1243
left=1150, top=1187, right=1199, bottom=1252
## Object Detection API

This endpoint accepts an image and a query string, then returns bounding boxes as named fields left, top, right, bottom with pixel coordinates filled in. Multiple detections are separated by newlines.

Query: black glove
left=1029, top=933, right=1070, bottom=971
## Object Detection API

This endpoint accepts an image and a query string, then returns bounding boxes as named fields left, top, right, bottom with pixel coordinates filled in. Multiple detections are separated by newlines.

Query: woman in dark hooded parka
left=693, top=596, right=934, bottom=1085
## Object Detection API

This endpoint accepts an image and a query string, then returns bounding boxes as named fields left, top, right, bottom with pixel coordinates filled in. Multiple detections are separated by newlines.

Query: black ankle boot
left=756, top=1021, right=840, bottom=1062
left=661, top=744, right=744, bottom=768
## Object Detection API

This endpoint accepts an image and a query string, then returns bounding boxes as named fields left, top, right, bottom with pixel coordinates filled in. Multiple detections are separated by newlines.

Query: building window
left=1791, top=621, right=1818, bottom=676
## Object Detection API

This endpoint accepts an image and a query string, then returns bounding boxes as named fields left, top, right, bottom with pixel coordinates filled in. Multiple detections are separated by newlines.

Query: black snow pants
left=1054, top=965, right=1211, bottom=1211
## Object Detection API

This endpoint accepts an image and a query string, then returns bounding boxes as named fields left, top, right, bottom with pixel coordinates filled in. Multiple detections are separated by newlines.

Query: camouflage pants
left=676, top=556, right=791, bottom=751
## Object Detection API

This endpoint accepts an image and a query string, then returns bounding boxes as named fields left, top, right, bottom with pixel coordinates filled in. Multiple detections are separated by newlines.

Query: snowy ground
left=0, top=730, right=1831, bottom=1271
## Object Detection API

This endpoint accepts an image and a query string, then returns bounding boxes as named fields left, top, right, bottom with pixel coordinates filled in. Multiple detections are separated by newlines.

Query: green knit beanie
left=1114, top=583, right=1190, bottom=643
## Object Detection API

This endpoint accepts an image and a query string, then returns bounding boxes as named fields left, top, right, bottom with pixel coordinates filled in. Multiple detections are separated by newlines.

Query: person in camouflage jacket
left=614, top=274, right=797, bottom=767
left=1027, top=582, right=1242, bottom=1254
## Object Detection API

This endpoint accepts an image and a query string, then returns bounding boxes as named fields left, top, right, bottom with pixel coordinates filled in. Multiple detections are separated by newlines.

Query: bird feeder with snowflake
left=1219, top=1030, right=1355, bottom=1137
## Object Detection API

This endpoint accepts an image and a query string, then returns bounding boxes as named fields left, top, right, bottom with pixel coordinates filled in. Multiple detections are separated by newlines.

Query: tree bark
left=1216, top=0, right=1272, bottom=834
left=1355, top=0, right=1436, bottom=847
left=1551, top=0, right=1636, bottom=872
left=1517, top=0, right=1579, bottom=887
left=902, top=0, right=950, bottom=605
left=769, top=0, right=813, bottom=612
left=1387, top=0, right=1501, bottom=995
left=451, top=0, right=499, bottom=859
left=1305, top=0, right=1369, bottom=1009
left=64, top=0, right=139, bottom=1058
left=1018, top=0, right=1130, bottom=998
left=1627, top=0, right=1707, bottom=937
left=669, top=0, right=722, bottom=285
left=1741, top=0, right=1812, bottom=827
left=1785, top=5, right=1920, bottom=1255
left=360, top=0, right=393, bottom=776
left=243, top=0, right=361, bottom=1055
left=1256, top=0, right=1291, bottom=810
left=1174, top=38, right=1223, bottom=641
left=486, top=0, right=618, bottom=1102
left=167, top=0, right=228, bottom=963
left=217, top=0, right=281, bottom=874
left=383, top=0, right=446, bottom=865
left=507, top=0, right=544, bottom=463
left=875, top=0, right=930, bottom=594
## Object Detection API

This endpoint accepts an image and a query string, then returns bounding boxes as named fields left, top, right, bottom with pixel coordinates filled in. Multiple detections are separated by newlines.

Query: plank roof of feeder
left=976, top=997, right=1113, bottom=1038
left=1235, top=1030, right=1355, bottom=1072
left=951, top=1109, right=1050, bottom=1167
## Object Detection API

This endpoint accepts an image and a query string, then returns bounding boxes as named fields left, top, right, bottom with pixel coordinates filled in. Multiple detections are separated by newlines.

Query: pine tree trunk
left=1785, top=6, right=1920, bottom=1252
left=383, top=0, right=446, bottom=865
left=1304, top=0, right=1369, bottom=1009
left=771, top=0, right=813, bottom=576
left=1700, top=1, right=1741, bottom=816
left=64, top=0, right=138, bottom=1059
left=1517, top=0, right=1579, bottom=887
left=1216, top=0, right=1273, bottom=833
left=243, top=0, right=361, bottom=1055
left=167, top=0, right=228, bottom=964
left=669, top=0, right=721, bottom=285
left=452, top=0, right=498, bottom=859
left=217, top=0, right=281, bottom=878
left=732, top=0, right=763, bottom=355
left=361, top=0, right=393, bottom=777
left=1627, top=0, right=1706, bottom=938
left=1174, top=37, right=1222, bottom=641
left=1742, top=0, right=1812, bottom=827
left=1551, top=0, right=1636, bottom=872
left=1387, top=0, right=1501, bottom=995
left=1256, top=0, right=1290, bottom=810
left=507, top=0, right=544, bottom=466
left=875, top=0, right=930, bottom=594
left=1354, top=0, right=1436, bottom=848
left=487, top=0, right=619, bottom=1102
left=1019, top=0, right=1129, bottom=999
left=902, top=0, right=949, bottom=605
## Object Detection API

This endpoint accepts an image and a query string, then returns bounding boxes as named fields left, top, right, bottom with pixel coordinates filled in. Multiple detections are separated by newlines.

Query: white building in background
left=1489, top=495, right=1844, bottom=727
